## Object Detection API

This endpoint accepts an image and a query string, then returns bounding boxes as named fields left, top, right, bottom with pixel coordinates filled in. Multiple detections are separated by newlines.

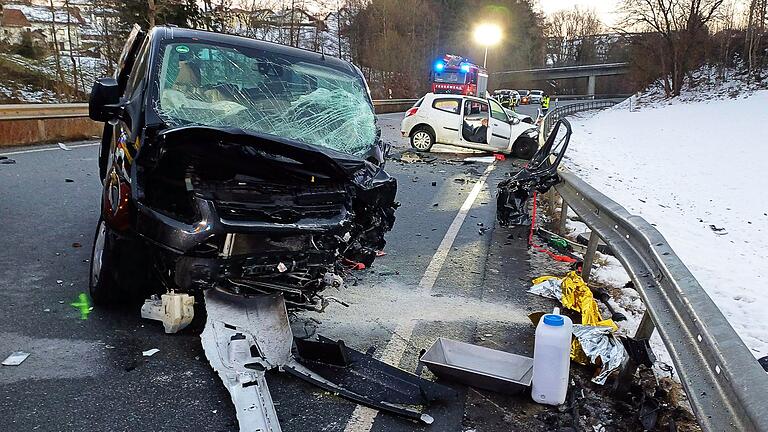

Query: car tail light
left=405, top=107, right=418, bottom=117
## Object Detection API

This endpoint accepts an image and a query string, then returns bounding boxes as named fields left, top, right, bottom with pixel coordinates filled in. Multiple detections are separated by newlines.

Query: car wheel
left=89, top=218, right=119, bottom=305
left=410, top=128, right=434, bottom=152
left=512, top=137, right=538, bottom=160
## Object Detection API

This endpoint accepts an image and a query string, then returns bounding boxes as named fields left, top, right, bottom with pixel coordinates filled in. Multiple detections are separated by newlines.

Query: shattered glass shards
left=153, top=42, right=377, bottom=156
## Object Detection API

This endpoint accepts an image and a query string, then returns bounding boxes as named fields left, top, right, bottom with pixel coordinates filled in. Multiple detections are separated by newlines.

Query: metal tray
left=420, top=337, right=533, bottom=395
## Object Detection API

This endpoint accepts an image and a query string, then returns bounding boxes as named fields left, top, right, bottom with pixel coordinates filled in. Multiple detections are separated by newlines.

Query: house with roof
left=1, top=2, right=85, bottom=52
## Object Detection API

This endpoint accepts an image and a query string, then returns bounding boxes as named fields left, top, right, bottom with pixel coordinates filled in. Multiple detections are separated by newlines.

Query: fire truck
left=430, top=54, right=488, bottom=97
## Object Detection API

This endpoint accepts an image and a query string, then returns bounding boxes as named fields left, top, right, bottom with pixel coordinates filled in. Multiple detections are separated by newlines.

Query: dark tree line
left=345, top=0, right=545, bottom=97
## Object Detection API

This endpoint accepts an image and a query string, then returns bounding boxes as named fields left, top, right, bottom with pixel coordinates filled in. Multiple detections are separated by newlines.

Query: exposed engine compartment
left=134, top=127, right=397, bottom=310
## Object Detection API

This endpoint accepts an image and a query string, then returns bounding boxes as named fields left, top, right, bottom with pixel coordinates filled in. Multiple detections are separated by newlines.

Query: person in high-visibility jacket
left=541, top=94, right=551, bottom=115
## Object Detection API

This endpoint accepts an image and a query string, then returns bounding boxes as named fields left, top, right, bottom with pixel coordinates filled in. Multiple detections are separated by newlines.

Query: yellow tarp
left=532, top=271, right=617, bottom=364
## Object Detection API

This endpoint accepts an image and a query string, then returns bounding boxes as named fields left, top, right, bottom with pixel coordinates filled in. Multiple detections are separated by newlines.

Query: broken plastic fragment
left=70, top=292, right=91, bottom=320
left=142, top=348, right=160, bottom=357
left=57, top=142, right=71, bottom=151
left=277, top=262, right=288, bottom=273
left=2, top=351, right=30, bottom=366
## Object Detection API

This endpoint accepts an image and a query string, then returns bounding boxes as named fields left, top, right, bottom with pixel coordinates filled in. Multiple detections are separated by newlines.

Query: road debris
left=70, top=292, right=92, bottom=320
left=65, top=178, right=74, bottom=183
left=463, top=156, right=496, bottom=164
left=421, top=337, right=532, bottom=394
left=2, top=351, right=31, bottom=366
left=497, top=119, right=571, bottom=227
left=528, top=272, right=628, bottom=384
left=141, top=292, right=195, bottom=334
left=142, top=348, right=160, bottom=357
left=0, top=156, right=16, bottom=164
left=57, top=142, right=72, bottom=151
left=202, top=290, right=452, bottom=431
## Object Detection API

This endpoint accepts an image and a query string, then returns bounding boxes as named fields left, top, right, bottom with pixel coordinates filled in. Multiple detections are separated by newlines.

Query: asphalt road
left=0, top=107, right=646, bottom=432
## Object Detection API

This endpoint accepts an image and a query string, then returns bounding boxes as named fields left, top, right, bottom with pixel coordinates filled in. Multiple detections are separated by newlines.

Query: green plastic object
left=70, top=292, right=92, bottom=320
left=548, top=236, right=569, bottom=250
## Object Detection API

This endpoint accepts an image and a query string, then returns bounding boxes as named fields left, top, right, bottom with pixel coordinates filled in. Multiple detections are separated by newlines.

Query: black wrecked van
left=88, top=25, right=397, bottom=309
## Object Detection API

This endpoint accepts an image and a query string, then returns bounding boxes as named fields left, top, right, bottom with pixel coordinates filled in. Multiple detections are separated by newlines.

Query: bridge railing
left=539, top=102, right=768, bottom=432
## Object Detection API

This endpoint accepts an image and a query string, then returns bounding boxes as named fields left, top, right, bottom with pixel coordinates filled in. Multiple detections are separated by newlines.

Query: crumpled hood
left=149, top=126, right=370, bottom=181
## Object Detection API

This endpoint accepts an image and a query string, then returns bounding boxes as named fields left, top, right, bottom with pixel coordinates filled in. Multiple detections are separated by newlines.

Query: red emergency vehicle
left=430, top=54, right=488, bottom=97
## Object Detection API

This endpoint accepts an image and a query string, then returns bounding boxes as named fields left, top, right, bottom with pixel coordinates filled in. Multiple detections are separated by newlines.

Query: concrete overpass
left=492, top=62, right=630, bottom=95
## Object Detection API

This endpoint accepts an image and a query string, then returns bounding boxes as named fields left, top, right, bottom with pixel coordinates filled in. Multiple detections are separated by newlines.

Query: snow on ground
left=563, top=89, right=768, bottom=360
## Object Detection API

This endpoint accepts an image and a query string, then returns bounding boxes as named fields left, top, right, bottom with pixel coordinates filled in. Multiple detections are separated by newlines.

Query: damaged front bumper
left=130, top=126, right=398, bottom=306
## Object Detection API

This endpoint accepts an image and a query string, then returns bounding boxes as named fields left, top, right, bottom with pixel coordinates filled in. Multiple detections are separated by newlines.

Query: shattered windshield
left=153, top=41, right=376, bottom=155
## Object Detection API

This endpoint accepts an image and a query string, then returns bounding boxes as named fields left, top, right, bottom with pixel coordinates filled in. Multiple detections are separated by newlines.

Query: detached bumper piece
left=286, top=336, right=457, bottom=424
left=201, top=290, right=455, bottom=432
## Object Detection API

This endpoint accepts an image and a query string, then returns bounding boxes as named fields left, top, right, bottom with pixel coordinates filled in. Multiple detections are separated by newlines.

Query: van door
left=487, top=98, right=512, bottom=150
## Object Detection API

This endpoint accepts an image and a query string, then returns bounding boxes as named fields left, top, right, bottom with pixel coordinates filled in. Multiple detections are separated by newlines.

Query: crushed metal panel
left=201, top=290, right=293, bottom=432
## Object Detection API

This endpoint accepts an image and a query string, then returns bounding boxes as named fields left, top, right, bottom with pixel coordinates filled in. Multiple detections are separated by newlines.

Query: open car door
left=487, top=98, right=512, bottom=150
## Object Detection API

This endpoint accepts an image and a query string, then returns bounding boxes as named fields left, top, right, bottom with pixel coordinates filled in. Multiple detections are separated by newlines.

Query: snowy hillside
left=564, top=89, right=768, bottom=360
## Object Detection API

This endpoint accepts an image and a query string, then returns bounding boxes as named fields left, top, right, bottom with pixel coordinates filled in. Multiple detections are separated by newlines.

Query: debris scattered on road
left=57, top=142, right=72, bottom=151
left=141, top=292, right=195, bottom=334
left=463, top=156, right=496, bottom=164
left=432, top=181, right=437, bottom=186
left=420, top=337, right=533, bottom=394
left=65, top=178, right=74, bottom=183
left=2, top=351, right=30, bottom=366
left=142, top=348, right=160, bottom=357
left=70, top=292, right=92, bottom=320
left=393, top=150, right=436, bottom=164
left=497, top=119, right=571, bottom=227
left=72, top=242, right=82, bottom=248
left=56, top=280, right=63, bottom=284
left=0, top=156, right=16, bottom=164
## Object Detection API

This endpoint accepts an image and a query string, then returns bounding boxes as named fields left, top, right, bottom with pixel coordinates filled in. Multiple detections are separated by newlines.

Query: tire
left=410, top=127, right=435, bottom=152
left=512, top=137, right=538, bottom=160
left=89, top=218, right=120, bottom=305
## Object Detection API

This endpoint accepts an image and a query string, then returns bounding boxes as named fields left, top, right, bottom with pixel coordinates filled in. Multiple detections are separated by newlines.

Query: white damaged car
left=400, top=93, right=539, bottom=159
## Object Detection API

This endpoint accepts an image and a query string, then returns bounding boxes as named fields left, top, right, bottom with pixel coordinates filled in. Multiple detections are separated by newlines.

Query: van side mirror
left=89, top=78, right=121, bottom=122
left=511, top=116, right=521, bottom=125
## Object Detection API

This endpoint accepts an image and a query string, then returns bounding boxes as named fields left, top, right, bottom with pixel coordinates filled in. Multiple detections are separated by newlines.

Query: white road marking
left=0, top=142, right=99, bottom=157
left=343, top=161, right=497, bottom=432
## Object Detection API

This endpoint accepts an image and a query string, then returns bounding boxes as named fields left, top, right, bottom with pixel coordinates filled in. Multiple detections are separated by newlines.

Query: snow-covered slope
left=564, top=90, right=768, bottom=359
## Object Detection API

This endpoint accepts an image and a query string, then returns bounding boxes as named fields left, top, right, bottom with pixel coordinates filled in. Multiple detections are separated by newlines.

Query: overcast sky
left=537, top=0, right=622, bottom=27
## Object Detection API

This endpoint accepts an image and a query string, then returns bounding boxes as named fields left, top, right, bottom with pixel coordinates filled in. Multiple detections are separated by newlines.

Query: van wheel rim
left=91, top=221, right=106, bottom=287
left=413, top=132, right=431, bottom=149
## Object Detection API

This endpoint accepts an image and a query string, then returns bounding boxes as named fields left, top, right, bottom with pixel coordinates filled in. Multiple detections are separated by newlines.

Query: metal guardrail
left=0, top=103, right=89, bottom=121
left=539, top=100, right=619, bottom=144
left=0, top=100, right=418, bottom=121
left=542, top=102, right=768, bottom=431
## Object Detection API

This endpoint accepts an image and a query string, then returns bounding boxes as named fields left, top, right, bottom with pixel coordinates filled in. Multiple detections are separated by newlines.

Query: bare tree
left=620, top=0, right=724, bottom=96
left=744, top=0, right=767, bottom=74
left=47, top=0, right=67, bottom=99
left=547, top=7, right=603, bottom=66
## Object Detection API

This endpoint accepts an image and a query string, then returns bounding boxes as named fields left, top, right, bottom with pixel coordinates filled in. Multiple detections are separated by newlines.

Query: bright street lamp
left=473, top=23, right=502, bottom=68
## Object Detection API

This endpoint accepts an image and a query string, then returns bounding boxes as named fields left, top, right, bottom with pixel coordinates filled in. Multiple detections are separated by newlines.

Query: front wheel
left=89, top=218, right=119, bottom=305
left=512, top=137, right=538, bottom=160
left=410, top=128, right=435, bottom=152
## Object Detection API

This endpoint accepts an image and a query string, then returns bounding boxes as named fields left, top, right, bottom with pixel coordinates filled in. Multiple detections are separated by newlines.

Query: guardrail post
left=634, top=310, right=655, bottom=339
left=581, top=231, right=600, bottom=282
left=558, top=199, right=568, bottom=235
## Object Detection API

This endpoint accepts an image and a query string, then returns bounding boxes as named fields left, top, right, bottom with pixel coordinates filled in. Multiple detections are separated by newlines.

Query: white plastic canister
left=531, top=307, right=573, bottom=405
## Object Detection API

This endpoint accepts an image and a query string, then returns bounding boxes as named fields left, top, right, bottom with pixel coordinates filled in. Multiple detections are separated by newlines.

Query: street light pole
left=474, top=23, right=501, bottom=70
